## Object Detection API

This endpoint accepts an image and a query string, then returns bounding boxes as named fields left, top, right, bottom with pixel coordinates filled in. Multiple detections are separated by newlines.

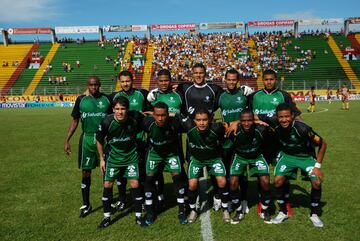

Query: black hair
left=276, top=103, right=293, bottom=114
left=225, top=68, right=240, bottom=80
left=87, top=76, right=101, bottom=85
left=153, top=101, right=169, bottom=112
left=240, top=108, right=254, bottom=118
left=262, top=69, right=277, bottom=79
left=192, top=62, right=206, bottom=71
left=118, top=70, right=133, bottom=81
left=194, top=108, right=210, bottom=117
left=112, top=96, right=129, bottom=109
left=157, top=69, right=172, bottom=80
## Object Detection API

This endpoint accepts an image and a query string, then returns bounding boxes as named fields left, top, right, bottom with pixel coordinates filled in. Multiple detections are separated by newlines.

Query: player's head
left=157, top=69, right=172, bottom=92
left=112, top=96, right=129, bottom=122
left=225, top=68, right=240, bottom=91
left=194, top=108, right=210, bottom=132
left=192, top=63, right=206, bottom=86
left=118, top=70, right=133, bottom=92
left=240, top=109, right=254, bottom=132
left=153, top=102, right=169, bottom=127
left=276, top=103, right=294, bottom=129
left=311, top=86, right=315, bottom=91
left=262, top=69, right=277, bottom=91
left=87, top=76, right=101, bottom=95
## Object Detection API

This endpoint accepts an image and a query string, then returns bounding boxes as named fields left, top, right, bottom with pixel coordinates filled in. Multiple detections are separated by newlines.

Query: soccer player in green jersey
left=142, top=102, right=187, bottom=225
left=64, top=76, right=111, bottom=218
left=269, top=103, right=327, bottom=227
left=185, top=109, right=230, bottom=223
left=218, top=68, right=249, bottom=214
left=228, top=109, right=271, bottom=224
left=109, top=70, right=151, bottom=211
left=96, top=96, right=144, bottom=228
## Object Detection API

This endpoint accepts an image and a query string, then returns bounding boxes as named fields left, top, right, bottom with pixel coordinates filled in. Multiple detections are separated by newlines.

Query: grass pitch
left=0, top=101, right=359, bottom=241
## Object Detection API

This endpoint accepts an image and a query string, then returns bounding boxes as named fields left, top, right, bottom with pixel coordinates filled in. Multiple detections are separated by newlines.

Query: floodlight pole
left=294, top=21, right=299, bottom=38
left=245, top=23, right=249, bottom=39
left=99, top=28, right=104, bottom=42
left=344, top=20, right=349, bottom=36
left=51, top=29, right=56, bottom=44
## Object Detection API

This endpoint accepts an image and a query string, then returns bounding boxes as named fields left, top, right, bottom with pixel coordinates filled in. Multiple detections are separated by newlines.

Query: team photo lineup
left=64, top=65, right=327, bottom=229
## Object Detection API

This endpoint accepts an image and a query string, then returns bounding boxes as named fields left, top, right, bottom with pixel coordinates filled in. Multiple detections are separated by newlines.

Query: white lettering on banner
left=55, top=26, right=99, bottom=34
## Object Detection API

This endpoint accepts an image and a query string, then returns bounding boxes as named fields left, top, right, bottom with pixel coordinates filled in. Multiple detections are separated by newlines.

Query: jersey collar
left=263, top=88, right=278, bottom=95
left=193, top=83, right=208, bottom=88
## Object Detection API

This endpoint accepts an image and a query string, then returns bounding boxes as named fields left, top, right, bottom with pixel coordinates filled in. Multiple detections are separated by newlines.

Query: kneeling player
left=142, top=102, right=187, bottom=225
left=228, top=109, right=271, bottom=224
left=96, top=97, right=144, bottom=228
left=270, top=103, right=327, bottom=227
left=185, top=109, right=230, bottom=223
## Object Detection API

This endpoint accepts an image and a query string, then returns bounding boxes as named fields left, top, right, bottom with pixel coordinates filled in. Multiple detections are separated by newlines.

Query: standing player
left=326, top=87, right=332, bottom=104
left=142, top=102, right=187, bottom=225
left=228, top=109, right=271, bottom=224
left=217, top=69, right=249, bottom=214
left=307, top=86, right=316, bottom=113
left=109, top=70, right=151, bottom=211
left=248, top=69, right=301, bottom=216
left=341, top=84, right=350, bottom=110
left=96, top=96, right=144, bottom=228
left=64, top=76, right=111, bottom=218
left=270, top=103, right=327, bottom=227
left=185, top=109, right=230, bottom=223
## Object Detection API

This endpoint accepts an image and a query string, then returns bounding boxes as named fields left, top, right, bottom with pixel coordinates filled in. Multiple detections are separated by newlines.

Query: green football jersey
left=112, top=89, right=148, bottom=111
left=96, top=113, right=142, bottom=166
left=218, top=89, right=247, bottom=122
left=71, top=93, right=111, bottom=134
left=153, top=91, right=182, bottom=114
left=250, top=89, right=289, bottom=118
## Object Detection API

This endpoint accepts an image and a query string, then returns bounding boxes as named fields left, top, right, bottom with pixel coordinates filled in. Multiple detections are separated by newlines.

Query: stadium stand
left=0, top=44, right=33, bottom=93
left=142, top=43, right=155, bottom=90
left=115, top=41, right=133, bottom=91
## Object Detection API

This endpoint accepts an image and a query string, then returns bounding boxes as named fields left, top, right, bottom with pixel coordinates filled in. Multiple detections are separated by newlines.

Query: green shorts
left=230, top=154, right=269, bottom=177
left=104, top=163, right=139, bottom=182
left=146, top=150, right=181, bottom=174
left=188, top=156, right=226, bottom=179
left=78, top=133, right=99, bottom=170
left=274, top=152, right=318, bottom=181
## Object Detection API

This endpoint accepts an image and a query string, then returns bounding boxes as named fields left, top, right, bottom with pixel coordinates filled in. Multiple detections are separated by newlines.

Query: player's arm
left=64, top=96, right=82, bottom=155
left=64, top=118, right=79, bottom=155
left=96, top=118, right=109, bottom=174
left=308, top=129, right=327, bottom=179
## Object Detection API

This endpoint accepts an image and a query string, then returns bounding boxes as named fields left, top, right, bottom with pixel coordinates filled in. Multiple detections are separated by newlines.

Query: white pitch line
left=199, top=169, right=214, bottom=241
left=302, top=108, right=329, bottom=115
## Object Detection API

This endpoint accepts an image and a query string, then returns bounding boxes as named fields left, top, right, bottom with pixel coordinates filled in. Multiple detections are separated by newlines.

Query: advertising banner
left=248, top=20, right=294, bottom=27
left=199, top=22, right=245, bottom=30
left=55, top=26, right=99, bottom=34
left=298, top=18, right=344, bottom=26
left=0, top=95, right=77, bottom=102
left=7, top=28, right=51, bottom=35
left=103, top=25, right=132, bottom=32
left=132, top=25, right=147, bottom=32
left=151, top=23, right=196, bottom=31
left=349, top=17, right=360, bottom=24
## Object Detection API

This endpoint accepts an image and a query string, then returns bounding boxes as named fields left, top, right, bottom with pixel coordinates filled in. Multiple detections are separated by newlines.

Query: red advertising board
left=349, top=17, right=360, bottom=24
left=7, top=28, right=51, bottom=35
left=151, top=23, right=196, bottom=30
left=248, top=20, right=294, bottom=27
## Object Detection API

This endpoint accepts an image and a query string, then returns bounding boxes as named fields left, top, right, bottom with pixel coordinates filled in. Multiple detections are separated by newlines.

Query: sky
left=0, top=0, right=359, bottom=39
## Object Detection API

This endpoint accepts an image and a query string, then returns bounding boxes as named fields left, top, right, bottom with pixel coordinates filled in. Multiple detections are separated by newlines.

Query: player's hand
left=147, top=88, right=159, bottom=102
left=226, top=120, right=240, bottom=137
left=100, top=160, right=106, bottom=174
left=172, top=84, right=178, bottom=91
left=143, top=111, right=153, bottom=116
left=312, top=167, right=324, bottom=182
left=64, top=141, right=71, bottom=155
left=255, top=120, right=269, bottom=126
left=240, top=85, right=254, bottom=96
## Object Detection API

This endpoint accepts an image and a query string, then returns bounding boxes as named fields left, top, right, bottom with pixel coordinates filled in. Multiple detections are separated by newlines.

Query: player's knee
left=104, top=181, right=113, bottom=188
left=259, top=175, right=270, bottom=190
left=229, top=176, right=238, bottom=191
left=216, top=176, right=226, bottom=188
left=274, top=176, right=285, bottom=188
left=311, top=180, right=321, bottom=189
left=188, top=179, right=198, bottom=191
left=82, top=171, right=91, bottom=177
left=129, top=179, right=139, bottom=189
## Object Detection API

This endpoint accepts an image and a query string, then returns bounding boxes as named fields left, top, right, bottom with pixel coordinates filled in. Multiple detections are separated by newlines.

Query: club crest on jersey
left=236, top=97, right=243, bottom=103
left=169, top=96, right=175, bottom=103
left=204, top=96, right=210, bottom=103
left=127, top=165, right=137, bottom=177
left=97, top=101, right=105, bottom=108
left=271, top=98, right=279, bottom=105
